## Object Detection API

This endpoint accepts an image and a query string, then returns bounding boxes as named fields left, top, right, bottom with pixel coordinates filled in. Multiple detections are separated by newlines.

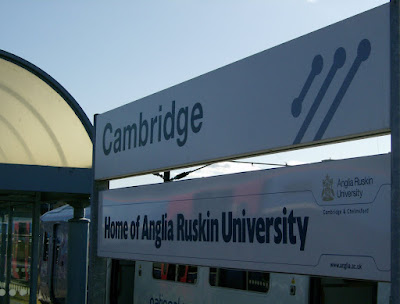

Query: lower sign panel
left=98, top=154, right=390, bottom=281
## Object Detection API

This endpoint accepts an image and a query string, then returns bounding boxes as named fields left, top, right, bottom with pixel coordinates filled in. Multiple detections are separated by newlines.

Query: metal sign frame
left=94, top=4, right=390, bottom=181
left=98, top=154, right=391, bottom=282
left=390, top=1, right=400, bottom=303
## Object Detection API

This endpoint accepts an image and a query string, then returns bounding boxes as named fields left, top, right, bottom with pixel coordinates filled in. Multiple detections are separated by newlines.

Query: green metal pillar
left=66, top=203, right=90, bottom=304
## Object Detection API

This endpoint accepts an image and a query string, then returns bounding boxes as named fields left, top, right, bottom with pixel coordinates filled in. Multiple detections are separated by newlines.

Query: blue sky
left=1, top=0, right=388, bottom=119
left=0, top=0, right=391, bottom=185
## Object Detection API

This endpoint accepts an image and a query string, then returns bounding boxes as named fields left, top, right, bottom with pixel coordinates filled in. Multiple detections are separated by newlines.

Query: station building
left=0, top=50, right=93, bottom=304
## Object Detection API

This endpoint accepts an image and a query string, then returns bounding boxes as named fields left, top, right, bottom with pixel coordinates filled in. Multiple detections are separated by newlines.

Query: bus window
left=153, top=262, right=162, bottom=279
left=162, top=263, right=176, bottom=281
left=153, top=262, right=175, bottom=281
left=110, top=259, right=135, bottom=304
left=209, top=267, right=270, bottom=293
left=42, top=232, right=49, bottom=262
left=218, top=268, right=246, bottom=290
left=312, top=277, right=377, bottom=304
left=153, top=263, right=197, bottom=284
left=247, top=270, right=270, bottom=292
left=177, top=265, right=197, bottom=284
left=52, top=224, right=68, bottom=301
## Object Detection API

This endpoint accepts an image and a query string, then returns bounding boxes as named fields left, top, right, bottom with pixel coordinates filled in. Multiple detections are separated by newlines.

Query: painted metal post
left=66, top=204, right=90, bottom=304
left=0, top=213, right=6, bottom=285
left=29, top=200, right=40, bottom=304
left=391, top=1, right=400, bottom=303
left=87, top=114, right=109, bottom=304
left=4, top=205, right=12, bottom=304
left=164, top=171, right=171, bottom=182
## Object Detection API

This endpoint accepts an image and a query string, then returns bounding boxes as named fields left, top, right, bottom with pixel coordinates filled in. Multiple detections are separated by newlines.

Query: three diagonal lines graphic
left=292, top=39, right=371, bottom=145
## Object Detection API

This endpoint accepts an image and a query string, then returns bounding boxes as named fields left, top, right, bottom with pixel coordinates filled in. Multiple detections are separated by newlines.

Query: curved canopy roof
left=0, top=50, right=93, bottom=168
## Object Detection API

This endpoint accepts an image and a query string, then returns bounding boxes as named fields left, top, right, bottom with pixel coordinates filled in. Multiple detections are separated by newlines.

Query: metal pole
left=0, top=212, right=6, bottom=284
left=5, top=205, right=12, bottom=304
left=87, top=114, right=109, bottom=304
left=163, top=171, right=171, bottom=183
left=66, top=205, right=90, bottom=304
left=391, top=1, right=400, bottom=303
left=29, top=199, right=40, bottom=304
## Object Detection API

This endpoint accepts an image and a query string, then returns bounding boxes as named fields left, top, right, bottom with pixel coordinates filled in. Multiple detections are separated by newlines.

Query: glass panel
left=1, top=201, right=50, bottom=304
left=153, top=262, right=162, bottom=280
left=319, top=278, right=377, bottom=304
left=209, top=267, right=217, bottom=287
left=209, top=267, right=270, bottom=293
left=109, top=260, right=135, bottom=304
left=153, top=263, right=198, bottom=284
left=9, top=204, right=32, bottom=304
left=42, top=232, right=49, bottom=262
left=217, top=268, right=246, bottom=290
left=53, top=224, right=68, bottom=300
left=0, top=210, right=8, bottom=303
left=177, top=265, right=197, bottom=284
left=247, top=271, right=270, bottom=292
left=161, top=263, right=176, bottom=281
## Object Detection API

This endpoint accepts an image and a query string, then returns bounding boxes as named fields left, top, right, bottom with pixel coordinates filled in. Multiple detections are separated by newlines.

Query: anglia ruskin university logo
left=291, top=39, right=371, bottom=144
left=321, top=174, right=374, bottom=202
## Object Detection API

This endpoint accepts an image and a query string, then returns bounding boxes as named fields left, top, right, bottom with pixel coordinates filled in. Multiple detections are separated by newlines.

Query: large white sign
left=94, top=4, right=389, bottom=180
left=98, top=154, right=390, bottom=281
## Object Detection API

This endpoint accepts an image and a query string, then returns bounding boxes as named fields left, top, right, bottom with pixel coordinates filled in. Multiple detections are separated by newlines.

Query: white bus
left=38, top=204, right=391, bottom=304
